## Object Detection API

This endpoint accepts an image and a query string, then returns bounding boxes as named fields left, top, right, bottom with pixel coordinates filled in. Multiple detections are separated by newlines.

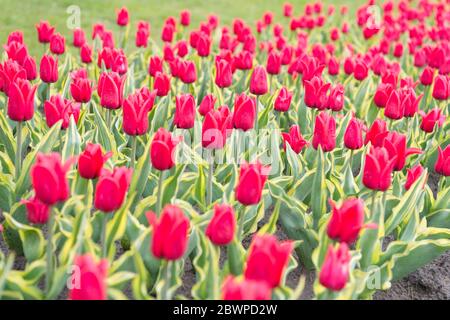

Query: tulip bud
left=123, top=88, right=156, bottom=136
left=319, top=243, right=350, bottom=291
left=363, top=146, right=397, bottom=191
left=35, top=21, right=55, bottom=43
left=78, top=143, right=112, bottom=180
left=22, top=197, right=50, bottom=225
left=328, top=56, right=339, bottom=75
left=344, top=117, right=364, bottom=150
left=382, top=132, right=422, bottom=171
left=150, top=128, right=180, bottom=171
left=206, top=204, right=236, bottom=246
left=148, top=205, right=190, bottom=260
left=432, top=75, right=449, bottom=100
left=161, top=23, right=175, bottom=43
left=70, top=70, right=93, bottom=103
left=44, top=95, right=80, bottom=129
left=250, top=66, right=268, bottom=95
left=202, top=107, right=232, bottom=149
left=235, top=161, right=270, bottom=206
left=274, top=87, right=293, bottom=112
left=198, top=94, right=216, bottom=116
left=222, top=276, right=271, bottom=300
left=31, top=153, right=73, bottom=205
left=364, top=119, right=388, bottom=146
left=266, top=52, right=282, bottom=75
left=80, top=44, right=93, bottom=64
left=215, top=59, right=233, bottom=89
left=405, top=165, right=425, bottom=190
left=373, top=83, right=394, bottom=108
left=327, top=198, right=373, bottom=243
left=7, top=79, right=37, bottom=122
left=73, top=28, right=86, bottom=48
left=419, top=108, right=446, bottom=133
left=312, top=111, right=336, bottom=152
left=153, top=72, right=171, bottom=97
left=148, top=56, right=163, bottom=77
left=244, top=234, right=293, bottom=288
left=40, top=54, right=58, bottom=83
left=420, top=67, right=434, bottom=86
left=116, top=7, right=129, bottom=26
left=327, top=84, right=344, bottom=111
left=232, top=93, right=256, bottom=131
left=435, top=146, right=450, bottom=176
left=197, top=33, right=211, bottom=57
left=282, top=125, right=308, bottom=154
left=94, top=167, right=132, bottom=212
left=174, top=94, right=196, bottom=129
left=98, top=71, right=126, bottom=109
left=22, top=55, right=37, bottom=81
left=179, top=60, right=197, bottom=84
left=50, top=33, right=65, bottom=55
left=69, top=254, right=107, bottom=300
left=303, top=76, right=330, bottom=109
left=180, top=10, right=191, bottom=27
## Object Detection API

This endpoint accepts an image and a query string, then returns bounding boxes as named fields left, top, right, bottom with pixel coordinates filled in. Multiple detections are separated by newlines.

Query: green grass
left=1, top=0, right=360, bottom=57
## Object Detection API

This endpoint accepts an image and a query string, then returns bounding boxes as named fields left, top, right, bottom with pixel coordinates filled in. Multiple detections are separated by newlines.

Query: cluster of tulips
left=0, top=0, right=449, bottom=300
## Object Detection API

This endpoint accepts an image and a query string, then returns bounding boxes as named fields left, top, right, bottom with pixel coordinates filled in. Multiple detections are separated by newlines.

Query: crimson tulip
left=235, top=161, right=269, bottom=206
left=94, top=167, right=132, bottom=212
left=31, top=153, right=73, bottom=205
left=70, top=69, right=93, bottom=103
left=123, top=88, right=156, bottom=136
left=78, top=143, right=112, bottom=179
left=364, top=119, right=389, bottom=146
left=153, top=72, right=171, bottom=97
left=50, top=33, right=65, bottom=55
left=80, top=44, right=93, bottom=64
left=266, top=51, right=282, bottom=75
left=22, top=55, right=37, bottom=81
left=232, top=93, right=256, bottom=131
left=116, top=7, right=129, bottom=26
left=435, top=146, right=450, bottom=176
left=222, top=276, right=271, bottom=300
left=202, top=107, right=232, bottom=149
left=206, top=204, right=236, bottom=246
left=274, top=87, right=293, bottom=112
left=382, top=132, right=422, bottom=171
left=179, top=60, right=197, bottom=84
left=250, top=66, right=268, bottom=96
left=98, top=71, right=126, bottom=109
left=174, top=94, right=196, bottom=129
left=432, top=75, right=449, bottom=100
left=73, top=28, right=86, bottom=47
left=44, top=95, right=80, bottom=129
left=69, top=254, right=107, bottom=300
left=35, top=21, right=54, bottom=43
left=148, top=56, right=163, bottom=77
left=215, top=59, right=233, bottom=89
left=180, top=10, right=191, bottom=27
left=363, top=146, right=397, bottom=191
left=282, top=125, right=308, bottom=154
left=199, top=94, right=216, bottom=116
left=374, top=83, right=394, bottom=108
left=419, top=108, right=446, bottom=133
left=22, top=196, right=50, bottom=225
left=303, top=76, right=330, bottom=109
left=7, top=78, right=37, bottom=122
left=328, top=84, right=345, bottom=111
left=0, top=59, right=27, bottom=95
left=344, top=117, right=364, bottom=150
left=312, top=111, right=336, bottom=152
left=40, top=54, right=58, bottom=83
left=150, top=128, right=180, bottom=171
left=420, top=67, right=434, bottom=86
left=319, top=243, right=350, bottom=291
left=244, top=234, right=293, bottom=288
left=405, top=165, right=425, bottom=190
left=147, top=204, right=190, bottom=260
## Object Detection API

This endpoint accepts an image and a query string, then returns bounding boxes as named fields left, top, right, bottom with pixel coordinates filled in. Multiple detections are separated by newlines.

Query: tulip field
left=0, top=0, right=450, bottom=301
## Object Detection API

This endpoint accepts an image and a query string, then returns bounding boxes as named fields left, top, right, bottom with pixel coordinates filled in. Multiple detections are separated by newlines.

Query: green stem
left=15, top=121, right=22, bottom=180
left=130, top=135, right=137, bottom=169
left=236, top=205, right=246, bottom=240
left=45, top=208, right=55, bottom=297
left=156, top=171, right=164, bottom=214
left=207, top=149, right=214, bottom=206
left=370, top=190, right=377, bottom=216
left=349, top=149, right=354, bottom=172
left=101, top=214, right=108, bottom=258
left=161, top=260, right=172, bottom=300
left=255, top=95, right=259, bottom=131
left=106, top=109, right=112, bottom=130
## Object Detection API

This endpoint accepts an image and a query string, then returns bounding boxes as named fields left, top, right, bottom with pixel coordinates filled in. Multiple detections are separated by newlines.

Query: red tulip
left=435, top=146, right=450, bottom=176
left=22, top=196, right=50, bottom=225
left=327, top=84, right=345, bottom=111
left=123, top=88, right=156, bottom=136
left=402, top=89, right=423, bottom=118
left=235, top=161, right=270, bottom=206
left=0, top=59, right=26, bottom=95
left=69, top=254, right=107, bottom=300
left=283, top=3, right=293, bottom=17
left=328, top=56, right=339, bottom=75
left=147, top=204, right=190, bottom=260
left=80, top=44, right=93, bottom=64
left=179, top=60, right=197, bottom=84
left=250, top=66, right=268, bottom=95
left=116, top=7, right=129, bottom=26
left=35, top=21, right=55, bottom=43
left=266, top=52, right=282, bottom=75
left=384, top=90, right=403, bottom=120
left=4, top=41, right=28, bottom=65
left=232, top=93, right=256, bottom=131
left=303, top=76, right=330, bottom=109
left=31, top=153, right=73, bottom=205
left=197, top=33, right=212, bottom=57
left=432, top=75, right=449, bottom=100
left=382, top=132, right=422, bottom=171
left=136, top=27, right=149, bottom=48
left=199, top=94, right=216, bottom=116
left=73, top=28, right=86, bottom=48
left=363, top=146, right=397, bottom=191
left=101, top=31, right=115, bottom=49
left=44, top=95, right=80, bottom=129
left=70, top=69, right=93, bottom=103
left=420, top=67, right=434, bottom=86
left=274, top=87, right=293, bottom=112
left=312, top=111, right=336, bottom=152
left=175, top=40, right=188, bottom=58
left=282, top=125, right=308, bottom=154
left=161, top=23, right=175, bottom=43
left=98, top=71, right=126, bottom=109
left=180, top=10, right=191, bottom=26
left=174, top=94, right=196, bottom=129
left=78, top=143, right=112, bottom=180
left=405, top=165, right=425, bottom=190
left=206, top=204, right=236, bottom=246
left=50, top=33, right=65, bottom=55
left=22, top=55, right=37, bottom=81
left=39, top=54, right=58, bottom=83
left=365, top=119, right=389, bottom=146
left=319, top=243, right=350, bottom=291
left=327, top=198, right=375, bottom=244
left=148, top=56, right=163, bottom=77
left=91, top=23, right=105, bottom=40
left=419, top=108, right=446, bottom=133
left=222, top=276, right=271, bottom=300
left=202, top=107, right=232, bottom=149
left=111, top=51, right=128, bottom=75
left=344, top=117, right=364, bottom=150
left=244, top=234, right=293, bottom=288
left=94, top=167, right=132, bottom=212
left=354, top=60, right=368, bottom=81
left=343, top=57, right=354, bottom=75
left=150, top=128, right=180, bottom=171
left=234, top=50, right=253, bottom=70
left=7, top=31, right=23, bottom=45
left=7, top=78, right=37, bottom=122
left=215, top=59, right=233, bottom=89
left=153, top=72, right=171, bottom=97
left=374, top=83, right=394, bottom=108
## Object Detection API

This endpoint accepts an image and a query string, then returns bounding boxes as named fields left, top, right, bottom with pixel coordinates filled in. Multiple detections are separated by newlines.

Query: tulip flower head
left=150, top=128, right=181, bottom=171
left=78, top=143, right=112, bottom=180
left=69, top=254, right=108, bottom=300
left=222, top=276, right=271, bottom=300
left=206, top=204, right=236, bottom=246
left=319, top=243, right=351, bottom=291
left=94, top=167, right=132, bottom=212
left=235, top=161, right=270, bottom=206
